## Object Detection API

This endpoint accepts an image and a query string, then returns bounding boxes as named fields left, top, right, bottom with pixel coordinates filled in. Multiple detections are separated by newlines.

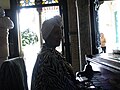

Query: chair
left=0, top=57, right=28, bottom=90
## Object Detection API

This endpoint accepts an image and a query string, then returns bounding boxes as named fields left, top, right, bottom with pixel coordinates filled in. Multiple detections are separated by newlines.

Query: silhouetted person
left=31, top=16, right=80, bottom=90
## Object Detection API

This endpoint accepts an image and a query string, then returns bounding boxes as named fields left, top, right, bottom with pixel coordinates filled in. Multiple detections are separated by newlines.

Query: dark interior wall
left=76, top=0, right=92, bottom=70
left=67, top=0, right=80, bottom=72
left=60, top=0, right=72, bottom=64
left=5, top=0, right=19, bottom=58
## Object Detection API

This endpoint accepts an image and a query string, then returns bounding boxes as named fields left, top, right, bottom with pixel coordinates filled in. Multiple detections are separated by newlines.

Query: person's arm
left=104, top=38, right=106, bottom=43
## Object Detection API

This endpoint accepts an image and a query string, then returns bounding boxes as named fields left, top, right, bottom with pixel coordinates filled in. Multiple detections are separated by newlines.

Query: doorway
left=98, top=0, right=120, bottom=53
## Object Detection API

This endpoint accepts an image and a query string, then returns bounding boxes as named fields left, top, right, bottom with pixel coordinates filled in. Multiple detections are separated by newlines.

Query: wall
left=67, top=0, right=92, bottom=71
left=67, top=0, right=80, bottom=72
left=77, top=0, right=92, bottom=70
left=6, top=0, right=19, bottom=58
left=0, top=0, right=10, bottom=9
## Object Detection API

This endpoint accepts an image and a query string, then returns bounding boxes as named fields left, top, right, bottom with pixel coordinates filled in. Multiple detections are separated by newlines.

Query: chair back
left=0, top=57, right=28, bottom=90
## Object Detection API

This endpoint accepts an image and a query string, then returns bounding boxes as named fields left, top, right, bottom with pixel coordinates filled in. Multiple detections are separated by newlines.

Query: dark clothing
left=31, top=44, right=78, bottom=90
left=101, top=46, right=106, bottom=53
left=0, top=57, right=28, bottom=90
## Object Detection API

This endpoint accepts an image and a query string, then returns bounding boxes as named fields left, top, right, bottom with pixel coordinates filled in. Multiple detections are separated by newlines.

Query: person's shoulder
left=37, top=49, right=53, bottom=59
left=2, top=16, right=13, bottom=22
left=2, top=16, right=9, bottom=19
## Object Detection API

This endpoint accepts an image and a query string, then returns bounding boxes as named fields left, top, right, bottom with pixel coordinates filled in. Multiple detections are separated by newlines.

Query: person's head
left=0, top=7, right=5, bottom=17
left=41, top=15, right=63, bottom=48
left=100, top=33, right=104, bottom=37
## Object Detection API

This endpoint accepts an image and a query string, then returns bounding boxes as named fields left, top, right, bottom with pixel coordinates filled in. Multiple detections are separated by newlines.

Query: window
left=42, top=0, right=59, bottom=4
left=18, top=0, right=59, bottom=7
left=19, top=0, right=35, bottom=6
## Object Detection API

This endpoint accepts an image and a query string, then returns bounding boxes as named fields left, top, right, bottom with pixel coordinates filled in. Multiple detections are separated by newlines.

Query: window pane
left=19, top=0, right=35, bottom=6
left=42, top=0, right=58, bottom=4
left=19, top=0, right=59, bottom=7
left=41, top=6, right=60, bottom=23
